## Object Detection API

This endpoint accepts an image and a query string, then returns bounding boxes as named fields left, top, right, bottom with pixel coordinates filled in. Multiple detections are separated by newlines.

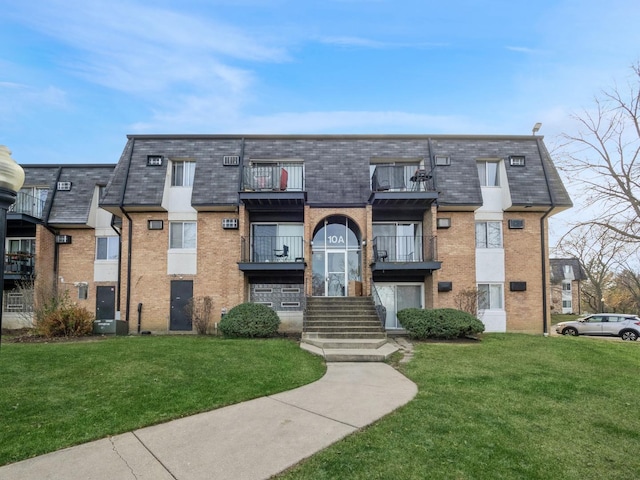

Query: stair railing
left=370, top=278, right=386, bottom=328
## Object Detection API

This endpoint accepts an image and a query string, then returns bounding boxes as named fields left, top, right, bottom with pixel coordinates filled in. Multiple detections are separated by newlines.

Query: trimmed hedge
left=397, top=308, right=485, bottom=340
left=218, top=302, right=280, bottom=338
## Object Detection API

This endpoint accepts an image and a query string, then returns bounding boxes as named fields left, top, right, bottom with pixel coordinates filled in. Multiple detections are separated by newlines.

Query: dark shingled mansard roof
left=98, top=134, right=572, bottom=212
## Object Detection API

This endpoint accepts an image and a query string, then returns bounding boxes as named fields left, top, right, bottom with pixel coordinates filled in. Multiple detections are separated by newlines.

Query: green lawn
left=0, top=336, right=325, bottom=466
left=278, top=334, right=640, bottom=480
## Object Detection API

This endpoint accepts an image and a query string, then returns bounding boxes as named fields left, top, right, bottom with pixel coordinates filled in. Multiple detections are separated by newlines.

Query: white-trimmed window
left=562, top=300, right=572, bottom=309
left=478, top=283, right=503, bottom=310
left=170, top=222, right=197, bottom=249
left=96, top=237, right=119, bottom=260
left=171, top=161, right=196, bottom=187
left=562, top=281, right=572, bottom=292
left=475, top=221, right=502, bottom=248
left=477, top=161, right=500, bottom=186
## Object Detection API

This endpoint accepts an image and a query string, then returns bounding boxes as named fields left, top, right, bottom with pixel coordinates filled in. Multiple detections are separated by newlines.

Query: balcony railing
left=372, top=235, right=437, bottom=263
left=371, top=165, right=435, bottom=192
left=242, top=164, right=304, bottom=192
left=240, top=236, right=305, bottom=263
left=4, top=252, right=35, bottom=275
left=9, top=191, right=46, bottom=218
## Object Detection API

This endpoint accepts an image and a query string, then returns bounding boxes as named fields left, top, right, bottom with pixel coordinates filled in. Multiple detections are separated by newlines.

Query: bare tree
left=559, top=63, right=640, bottom=243
left=454, top=287, right=483, bottom=316
left=557, top=225, right=627, bottom=313
left=186, top=296, right=214, bottom=334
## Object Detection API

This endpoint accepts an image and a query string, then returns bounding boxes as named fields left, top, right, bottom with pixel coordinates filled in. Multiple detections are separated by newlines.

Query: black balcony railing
left=4, top=252, right=35, bottom=275
left=372, top=236, right=437, bottom=263
left=240, top=236, right=305, bottom=263
left=9, top=191, right=46, bottom=218
left=371, top=165, right=435, bottom=192
left=242, top=164, right=304, bottom=192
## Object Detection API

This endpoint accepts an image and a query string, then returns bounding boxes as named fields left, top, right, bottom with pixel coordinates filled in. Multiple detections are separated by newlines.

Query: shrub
left=397, top=308, right=485, bottom=340
left=218, top=302, right=280, bottom=338
left=37, top=292, right=94, bottom=338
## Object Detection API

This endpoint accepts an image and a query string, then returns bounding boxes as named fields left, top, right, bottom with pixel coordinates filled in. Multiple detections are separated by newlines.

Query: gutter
left=536, top=138, right=557, bottom=336
left=119, top=140, right=136, bottom=324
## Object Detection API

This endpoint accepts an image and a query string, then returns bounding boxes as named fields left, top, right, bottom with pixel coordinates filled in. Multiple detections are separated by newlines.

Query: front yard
left=0, top=336, right=325, bottom=466
left=279, top=334, right=640, bottom=480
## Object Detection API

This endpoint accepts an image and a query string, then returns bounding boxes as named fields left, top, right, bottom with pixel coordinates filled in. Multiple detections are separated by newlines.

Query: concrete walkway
left=0, top=363, right=417, bottom=480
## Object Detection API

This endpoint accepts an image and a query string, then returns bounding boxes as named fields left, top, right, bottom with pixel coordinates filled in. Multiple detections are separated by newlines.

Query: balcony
left=370, top=235, right=441, bottom=278
left=8, top=191, right=46, bottom=220
left=4, top=252, right=35, bottom=279
left=369, top=165, right=438, bottom=215
left=239, top=164, right=306, bottom=212
left=238, top=235, right=306, bottom=273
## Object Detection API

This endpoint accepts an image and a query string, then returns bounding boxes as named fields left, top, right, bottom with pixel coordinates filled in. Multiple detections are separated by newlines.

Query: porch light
left=0, top=146, right=26, bottom=350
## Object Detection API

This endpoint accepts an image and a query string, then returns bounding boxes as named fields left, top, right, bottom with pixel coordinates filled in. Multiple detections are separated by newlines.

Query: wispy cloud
left=319, top=36, right=447, bottom=49
left=132, top=106, right=478, bottom=135
left=6, top=0, right=286, bottom=99
left=0, top=80, right=68, bottom=120
left=506, top=46, right=546, bottom=55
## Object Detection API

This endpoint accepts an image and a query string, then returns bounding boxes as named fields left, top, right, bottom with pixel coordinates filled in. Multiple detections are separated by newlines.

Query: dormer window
left=171, top=161, right=196, bottom=187
left=477, top=160, right=500, bottom=186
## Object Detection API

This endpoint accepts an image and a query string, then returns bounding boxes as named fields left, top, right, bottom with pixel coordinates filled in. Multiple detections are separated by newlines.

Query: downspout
left=119, top=140, right=136, bottom=324
left=109, top=215, right=122, bottom=312
left=536, top=138, right=556, bottom=336
left=43, top=167, right=63, bottom=294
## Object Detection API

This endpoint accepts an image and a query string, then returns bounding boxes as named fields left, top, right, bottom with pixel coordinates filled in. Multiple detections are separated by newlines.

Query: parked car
left=555, top=314, right=640, bottom=341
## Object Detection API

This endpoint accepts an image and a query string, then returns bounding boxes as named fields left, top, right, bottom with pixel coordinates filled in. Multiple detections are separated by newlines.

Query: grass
left=0, top=335, right=325, bottom=466
left=278, top=334, right=640, bottom=480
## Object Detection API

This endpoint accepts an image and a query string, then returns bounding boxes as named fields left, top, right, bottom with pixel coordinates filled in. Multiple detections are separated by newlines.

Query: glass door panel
left=327, top=252, right=346, bottom=296
left=397, top=285, right=422, bottom=312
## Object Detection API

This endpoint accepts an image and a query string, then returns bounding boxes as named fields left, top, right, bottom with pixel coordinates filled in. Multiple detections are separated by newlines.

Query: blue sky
left=1, top=0, right=639, bottom=241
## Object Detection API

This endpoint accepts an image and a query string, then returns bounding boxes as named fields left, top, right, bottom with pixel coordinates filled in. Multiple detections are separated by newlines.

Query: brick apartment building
left=5, top=134, right=572, bottom=334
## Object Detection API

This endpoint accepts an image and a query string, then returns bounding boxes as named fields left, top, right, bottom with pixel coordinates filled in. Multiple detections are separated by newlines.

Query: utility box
left=93, top=319, right=128, bottom=335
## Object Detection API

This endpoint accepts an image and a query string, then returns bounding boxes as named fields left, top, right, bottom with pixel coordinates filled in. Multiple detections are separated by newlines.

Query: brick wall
left=34, top=225, right=56, bottom=311
left=56, top=228, right=100, bottom=314
left=433, top=211, right=477, bottom=309
left=503, top=212, right=549, bottom=333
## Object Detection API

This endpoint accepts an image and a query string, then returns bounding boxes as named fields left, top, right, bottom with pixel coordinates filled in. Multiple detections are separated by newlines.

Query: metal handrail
left=4, top=252, right=35, bottom=275
left=370, top=278, right=386, bottom=328
left=242, top=164, right=304, bottom=192
left=372, top=235, right=437, bottom=262
left=9, top=191, right=46, bottom=218
left=240, top=235, right=305, bottom=263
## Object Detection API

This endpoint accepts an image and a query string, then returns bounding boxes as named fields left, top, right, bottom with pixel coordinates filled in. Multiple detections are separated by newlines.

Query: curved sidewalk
left=1, top=362, right=417, bottom=480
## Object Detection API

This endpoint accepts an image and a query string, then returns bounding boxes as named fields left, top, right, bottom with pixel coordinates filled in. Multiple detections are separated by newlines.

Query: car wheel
left=563, top=327, right=579, bottom=336
left=620, top=330, right=639, bottom=341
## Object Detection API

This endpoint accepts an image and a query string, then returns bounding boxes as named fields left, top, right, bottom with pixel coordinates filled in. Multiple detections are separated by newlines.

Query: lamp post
left=0, top=146, right=25, bottom=349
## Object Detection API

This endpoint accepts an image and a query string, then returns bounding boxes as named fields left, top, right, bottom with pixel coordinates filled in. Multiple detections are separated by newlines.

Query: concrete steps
left=301, top=296, right=397, bottom=362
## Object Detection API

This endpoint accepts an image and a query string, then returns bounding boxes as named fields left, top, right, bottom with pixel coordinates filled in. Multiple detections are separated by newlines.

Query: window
left=478, top=284, right=503, bottom=310
left=171, top=161, right=196, bottom=187
left=562, top=281, right=572, bottom=292
left=475, top=221, right=502, bottom=248
left=96, top=237, right=119, bottom=260
left=372, top=222, right=423, bottom=261
left=170, top=222, right=197, bottom=249
left=562, top=300, right=572, bottom=309
left=477, top=161, right=500, bottom=186
left=78, top=284, right=88, bottom=300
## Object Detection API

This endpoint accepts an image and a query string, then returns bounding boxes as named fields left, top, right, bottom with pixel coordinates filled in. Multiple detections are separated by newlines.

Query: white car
left=555, top=313, right=640, bottom=341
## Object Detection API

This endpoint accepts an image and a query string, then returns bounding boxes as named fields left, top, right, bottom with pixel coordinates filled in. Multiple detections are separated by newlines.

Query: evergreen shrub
left=397, top=308, right=485, bottom=340
left=219, top=302, right=280, bottom=338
